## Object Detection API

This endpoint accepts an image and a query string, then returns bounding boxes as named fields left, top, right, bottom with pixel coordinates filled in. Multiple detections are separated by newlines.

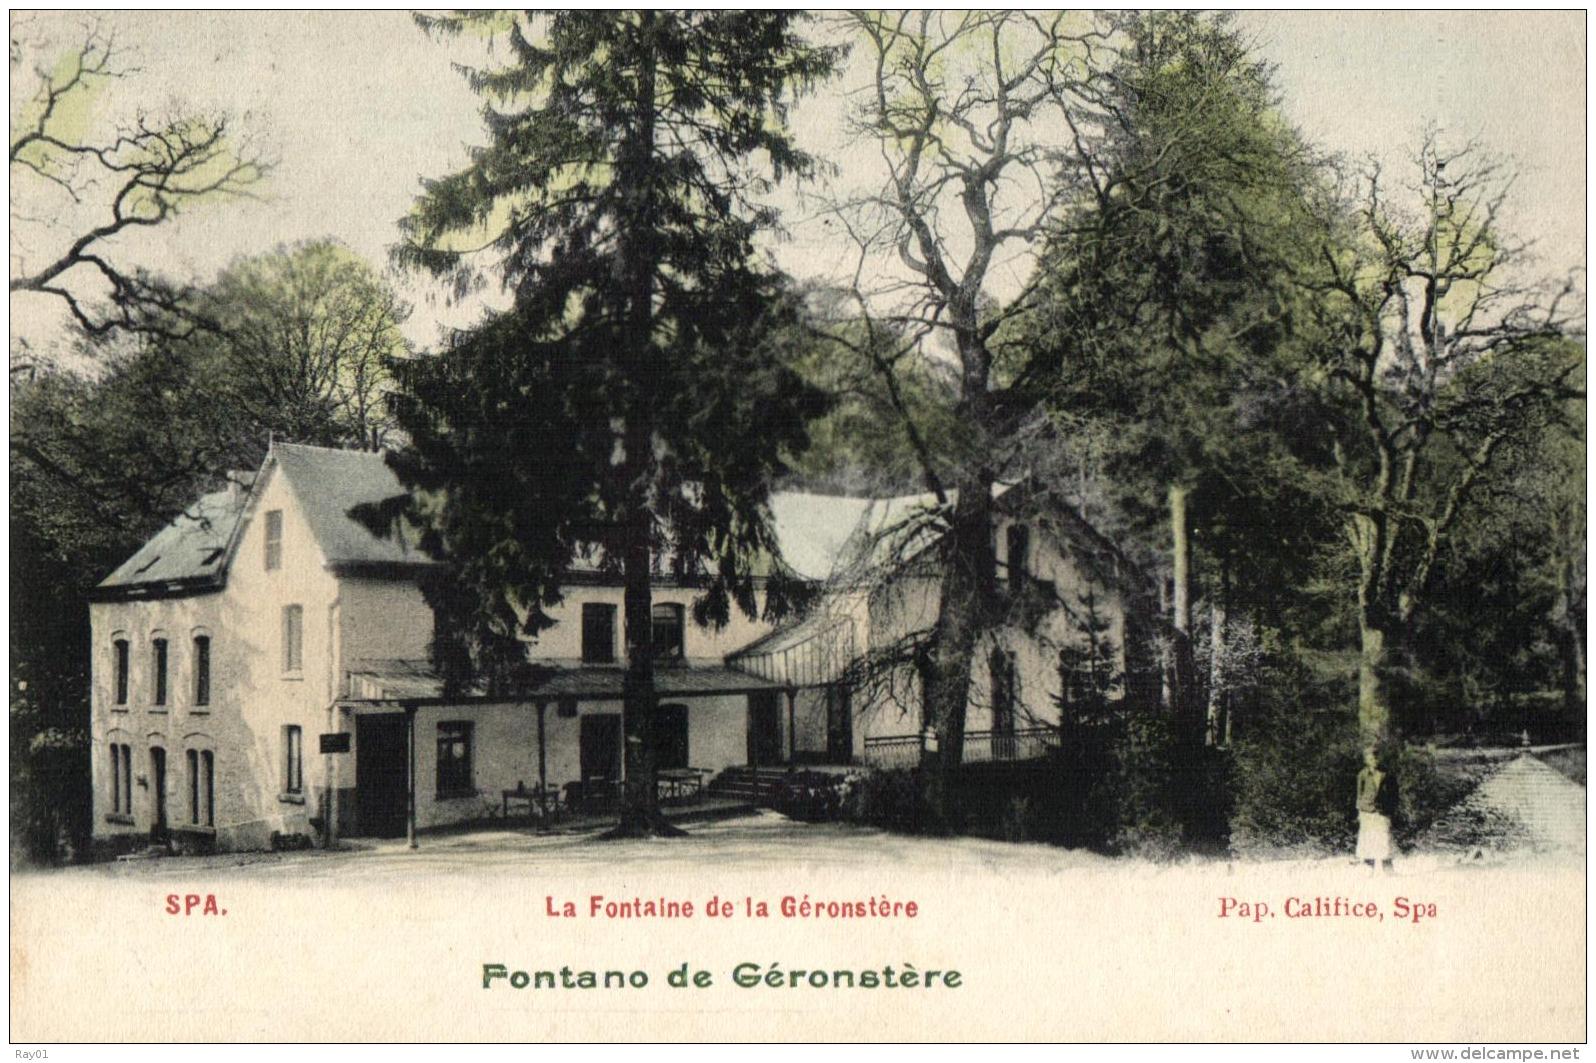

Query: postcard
left=9, top=9, right=1586, bottom=1046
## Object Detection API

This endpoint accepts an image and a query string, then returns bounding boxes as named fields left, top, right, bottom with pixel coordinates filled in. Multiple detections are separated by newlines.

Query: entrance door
left=654, top=704, right=690, bottom=771
left=747, top=691, right=782, bottom=766
left=825, top=684, right=853, bottom=763
left=580, top=714, right=622, bottom=781
left=149, top=746, right=168, bottom=842
left=355, top=714, right=409, bottom=838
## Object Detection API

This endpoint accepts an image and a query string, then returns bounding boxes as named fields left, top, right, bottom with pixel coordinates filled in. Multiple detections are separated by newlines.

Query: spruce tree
left=382, top=12, right=839, bottom=835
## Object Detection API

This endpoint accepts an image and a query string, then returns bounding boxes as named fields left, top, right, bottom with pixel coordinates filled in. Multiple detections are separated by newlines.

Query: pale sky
left=8, top=10, right=1586, bottom=360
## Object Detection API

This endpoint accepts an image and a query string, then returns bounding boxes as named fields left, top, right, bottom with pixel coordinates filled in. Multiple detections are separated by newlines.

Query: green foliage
left=1056, top=586, right=1122, bottom=725
left=1230, top=706, right=1360, bottom=855
left=380, top=13, right=841, bottom=700
left=10, top=240, right=405, bottom=862
left=1023, top=10, right=1338, bottom=630
left=193, top=239, right=410, bottom=450
left=841, top=767, right=930, bottom=834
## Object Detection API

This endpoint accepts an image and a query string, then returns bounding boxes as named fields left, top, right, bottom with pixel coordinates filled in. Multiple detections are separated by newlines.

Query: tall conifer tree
left=382, top=12, right=839, bottom=834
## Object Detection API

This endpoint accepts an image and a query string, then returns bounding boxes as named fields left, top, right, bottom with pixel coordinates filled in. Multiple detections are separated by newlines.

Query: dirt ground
left=22, top=748, right=1583, bottom=883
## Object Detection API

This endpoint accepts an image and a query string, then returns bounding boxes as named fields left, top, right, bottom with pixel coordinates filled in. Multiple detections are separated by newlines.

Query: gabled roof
left=766, top=485, right=1015, bottom=583
left=269, top=443, right=431, bottom=571
left=94, top=442, right=1016, bottom=601
left=94, top=483, right=250, bottom=598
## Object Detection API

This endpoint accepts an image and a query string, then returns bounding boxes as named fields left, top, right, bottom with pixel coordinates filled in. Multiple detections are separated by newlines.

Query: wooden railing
left=861, top=727, right=1060, bottom=768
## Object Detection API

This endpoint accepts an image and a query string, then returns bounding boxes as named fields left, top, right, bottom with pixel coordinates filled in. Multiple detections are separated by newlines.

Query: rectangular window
left=202, top=750, right=215, bottom=826
left=188, top=749, right=200, bottom=824
left=581, top=603, right=617, bottom=664
left=283, top=725, right=302, bottom=794
left=193, top=635, right=211, bottom=706
left=916, top=654, right=936, bottom=732
left=113, top=639, right=129, bottom=705
left=436, top=722, right=473, bottom=798
left=111, top=743, right=122, bottom=814
left=282, top=605, right=303, bottom=674
left=152, top=639, right=168, bottom=706
left=1006, top=524, right=1031, bottom=587
left=264, top=509, right=283, bottom=571
left=990, top=650, right=1016, bottom=758
left=651, top=603, right=685, bottom=662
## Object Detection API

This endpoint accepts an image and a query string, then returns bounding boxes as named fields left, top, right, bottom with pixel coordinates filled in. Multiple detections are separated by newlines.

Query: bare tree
left=821, top=11, right=1110, bottom=824
left=9, top=17, right=269, bottom=346
left=1306, top=131, right=1584, bottom=746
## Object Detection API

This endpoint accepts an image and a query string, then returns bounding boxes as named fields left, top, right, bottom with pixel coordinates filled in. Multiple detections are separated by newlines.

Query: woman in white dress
left=1356, top=747, right=1396, bottom=873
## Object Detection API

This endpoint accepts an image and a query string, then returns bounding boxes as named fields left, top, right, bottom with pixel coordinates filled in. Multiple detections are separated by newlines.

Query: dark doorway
left=654, top=703, right=690, bottom=771
left=580, top=713, right=622, bottom=781
left=747, top=691, right=782, bottom=766
left=355, top=714, right=409, bottom=838
left=825, top=684, right=853, bottom=762
left=149, top=746, right=168, bottom=843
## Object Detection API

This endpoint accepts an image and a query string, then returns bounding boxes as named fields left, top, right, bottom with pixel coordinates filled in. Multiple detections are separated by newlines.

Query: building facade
left=89, top=444, right=1134, bottom=851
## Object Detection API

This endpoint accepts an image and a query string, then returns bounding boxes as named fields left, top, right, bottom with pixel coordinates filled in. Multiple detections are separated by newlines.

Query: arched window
left=185, top=739, right=215, bottom=827
left=108, top=738, right=133, bottom=816
left=111, top=634, right=130, bottom=706
left=191, top=630, right=211, bottom=707
left=150, top=631, right=169, bottom=707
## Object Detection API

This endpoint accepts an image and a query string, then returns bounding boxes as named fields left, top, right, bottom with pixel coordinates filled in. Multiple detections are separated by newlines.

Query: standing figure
left=1356, top=748, right=1397, bottom=873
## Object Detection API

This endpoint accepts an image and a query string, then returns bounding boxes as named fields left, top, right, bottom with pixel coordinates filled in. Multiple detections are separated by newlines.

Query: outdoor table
left=657, top=768, right=709, bottom=803
left=502, top=786, right=543, bottom=818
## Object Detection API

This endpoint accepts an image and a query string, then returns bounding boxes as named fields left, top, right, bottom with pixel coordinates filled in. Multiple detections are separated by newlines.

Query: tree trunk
left=922, top=464, right=997, bottom=832
left=1206, top=588, right=1227, bottom=747
left=1555, top=551, right=1585, bottom=739
left=610, top=518, right=681, bottom=837
left=605, top=14, right=680, bottom=839
left=1357, top=614, right=1393, bottom=746
left=1351, top=514, right=1395, bottom=747
left=1167, top=483, right=1200, bottom=742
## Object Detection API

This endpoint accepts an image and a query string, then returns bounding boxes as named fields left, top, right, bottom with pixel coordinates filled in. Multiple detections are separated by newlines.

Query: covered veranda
left=331, top=658, right=788, bottom=848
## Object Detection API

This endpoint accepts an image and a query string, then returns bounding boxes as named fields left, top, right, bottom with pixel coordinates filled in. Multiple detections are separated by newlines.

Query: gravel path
left=1419, top=752, right=1586, bottom=859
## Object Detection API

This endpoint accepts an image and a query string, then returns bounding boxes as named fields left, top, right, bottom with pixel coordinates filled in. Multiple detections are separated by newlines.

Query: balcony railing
left=861, top=727, right=1060, bottom=769
left=859, top=733, right=924, bottom=769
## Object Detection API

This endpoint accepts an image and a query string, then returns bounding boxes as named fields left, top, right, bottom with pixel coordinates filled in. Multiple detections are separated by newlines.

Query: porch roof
left=344, top=658, right=784, bottom=705
left=725, top=611, right=857, bottom=687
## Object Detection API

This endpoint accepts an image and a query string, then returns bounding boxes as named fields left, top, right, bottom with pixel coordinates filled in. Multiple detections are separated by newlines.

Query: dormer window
left=264, top=510, right=283, bottom=571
